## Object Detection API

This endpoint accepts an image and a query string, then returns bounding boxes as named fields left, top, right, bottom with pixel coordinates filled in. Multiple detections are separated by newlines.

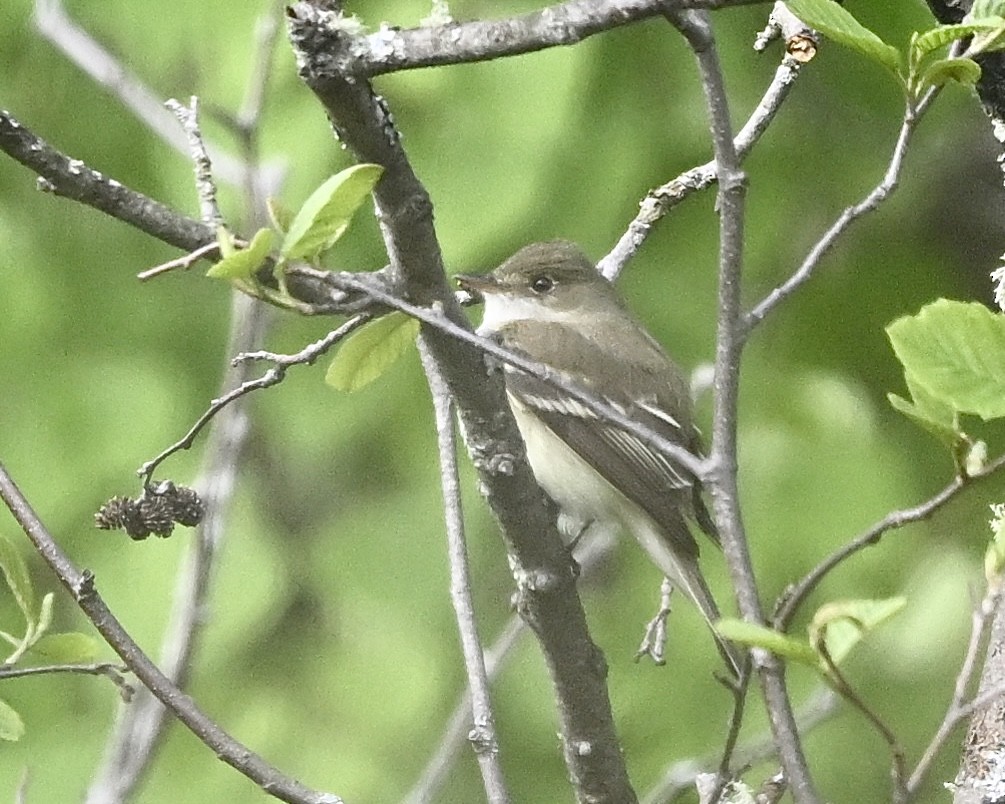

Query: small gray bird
left=457, top=240, right=739, bottom=676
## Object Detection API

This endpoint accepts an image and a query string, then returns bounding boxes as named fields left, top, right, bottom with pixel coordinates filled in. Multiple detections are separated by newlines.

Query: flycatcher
left=456, top=240, right=739, bottom=675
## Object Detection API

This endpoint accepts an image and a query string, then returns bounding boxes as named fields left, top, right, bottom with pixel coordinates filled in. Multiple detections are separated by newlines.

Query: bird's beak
left=454, top=273, right=499, bottom=301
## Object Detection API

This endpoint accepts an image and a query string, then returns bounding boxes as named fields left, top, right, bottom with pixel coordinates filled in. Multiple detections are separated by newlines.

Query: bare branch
left=405, top=616, right=526, bottom=804
left=421, top=342, right=511, bottom=803
left=0, top=109, right=214, bottom=252
left=136, top=315, right=370, bottom=487
left=666, top=7, right=817, bottom=800
left=773, top=454, right=1005, bottom=632
left=0, top=661, right=134, bottom=701
left=744, top=84, right=942, bottom=333
left=405, top=530, right=618, bottom=802
left=318, top=0, right=665, bottom=78
left=165, top=97, right=225, bottom=228
left=642, top=687, right=840, bottom=803
left=0, top=463, right=342, bottom=804
left=32, top=0, right=283, bottom=192
left=600, top=51, right=805, bottom=280
left=909, top=583, right=1004, bottom=802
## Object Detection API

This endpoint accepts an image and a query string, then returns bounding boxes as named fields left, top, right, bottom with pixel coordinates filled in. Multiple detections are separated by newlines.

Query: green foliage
left=0, top=532, right=36, bottom=633
left=29, top=632, right=102, bottom=663
left=808, top=597, right=907, bottom=665
left=887, top=300, right=1005, bottom=422
left=719, top=597, right=906, bottom=676
left=715, top=619, right=818, bottom=665
left=281, top=164, right=384, bottom=261
left=326, top=311, right=421, bottom=392
left=785, top=0, right=901, bottom=74
left=206, top=226, right=275, bottom=280
left=266, top=196, right=293, bottom=235
left=785, top=0, right=1005, bottom=98
left=0, top=698, right=25, bottom=742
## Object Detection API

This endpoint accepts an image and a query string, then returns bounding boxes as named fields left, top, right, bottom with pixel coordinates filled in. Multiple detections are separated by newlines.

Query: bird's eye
left=530, top=275, right=554, bottom=294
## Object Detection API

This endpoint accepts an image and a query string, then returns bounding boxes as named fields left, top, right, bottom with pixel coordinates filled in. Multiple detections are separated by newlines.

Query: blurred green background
left=2, top=0, right=1004, bottom=801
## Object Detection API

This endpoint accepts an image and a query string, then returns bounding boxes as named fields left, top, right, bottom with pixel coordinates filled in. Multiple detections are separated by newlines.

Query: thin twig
left=599, top=53, right=805, bottom=280
left=817, top=643, right=908, bottom=797
left=642, top=687, right=840, bottom=803
left=0, top=463, right=341, bottom=804
left=903, top=583, right=1005, bottom=802
left=404, top=616, right=526, bottom=804
left=666, top=7, right=817, bottom=801
left=744, top=84, right=941, bottom=334
left=165, top=97, right=225, bottom=228
left=421, top=340, right=511, bottom=804
left=137, top=314, right=370, bottom=486
left=404, top=529, right=618, bottom=803
left=32, top=0, right=282, bottom=191
left=0, top=661, right=134, bottom=701
left=773, top=454, right=1005, bottom=632
left=87, top=27, right=285, bottom=796
left=137, top=241, right=220, bottom=281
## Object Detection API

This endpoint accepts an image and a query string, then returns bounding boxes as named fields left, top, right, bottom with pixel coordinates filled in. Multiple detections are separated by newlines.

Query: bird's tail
left=630, top=510, right=744, bottom=678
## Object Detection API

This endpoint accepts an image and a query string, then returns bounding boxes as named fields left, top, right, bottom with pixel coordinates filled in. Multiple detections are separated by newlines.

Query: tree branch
left=421, top=341, right=510, bottom=803
left=667, top=7, right=818, bottom=801
left=599, top=44, right=807, bottom=280
left=0, top=463, right=341, bottom=804
left=773, top=454, right=1005, bottom=632
left=287, top=3, right=637, bottom=801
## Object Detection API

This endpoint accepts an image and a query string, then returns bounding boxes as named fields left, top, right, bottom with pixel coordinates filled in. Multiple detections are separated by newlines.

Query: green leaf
left=281, top=164, right=384, bottom=261
left=887, top=300, right=1005, bottom=420
left=206, top=227, right=275, bottom=280
left=810, top=597, right=906, bottom=665
left=968, top=18, right=1005, bottom=54
left=29, top=631, right=102, bottom=663
left=887, top=366, right=965, bottom=448
left=921, top=57, right=982, bottom=88
left=266, top=196, right=293, bottom=235
left=326, top=312, right=420, bottom=392
left=887, top=393, right=958, bottom=446
left=0, top=698, right=24, bottom=741
left=785, top=0, right=902, bottom=73
left=0, top=532, right=36, bottom=629
left=912, top=23, right=1000, bottom=60
left=967, top=1, right=1005, bottom=23
left=714, top=619, right=819, bottom=666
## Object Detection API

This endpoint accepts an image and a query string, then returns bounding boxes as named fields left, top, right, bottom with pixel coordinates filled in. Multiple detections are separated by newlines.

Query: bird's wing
left=505, top=368, right=702, bottom=561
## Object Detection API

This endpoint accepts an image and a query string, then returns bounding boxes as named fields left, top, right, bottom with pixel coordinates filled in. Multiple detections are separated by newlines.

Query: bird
left=456, top=240, right=740, bottom=676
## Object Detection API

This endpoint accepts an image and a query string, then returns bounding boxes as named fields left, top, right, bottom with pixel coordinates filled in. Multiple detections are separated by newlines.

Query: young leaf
left=29, top=631, right=102, bottom=663
left=912, top=23, right=1002, bottom=60
left=888, top=366, right=965, bottom=448
left=785, top=0, right=902, bottom=74
left=809, top=597, right=906, bottom=665
left=326, top=311, right=420, bottom=392
left=967, top=1, right=1005, bottom=23
left=0, top=698, right=25, bottom=741
left=969, top=18, right=1005, bottom=55
left=206, top=227, right=275, bottom=280
left=267, top=196, right=293, bottom=234
left=921, top=57, right=982, bottom=88
left=0, top=532, right=36, bottom=629
left=714, top=619, right=819, bottom=666
left=887, top=392, right=964, bottom=447
left=281, top=164, right=384, bottom=261
left=887, top=300, right=1005, bottom=420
